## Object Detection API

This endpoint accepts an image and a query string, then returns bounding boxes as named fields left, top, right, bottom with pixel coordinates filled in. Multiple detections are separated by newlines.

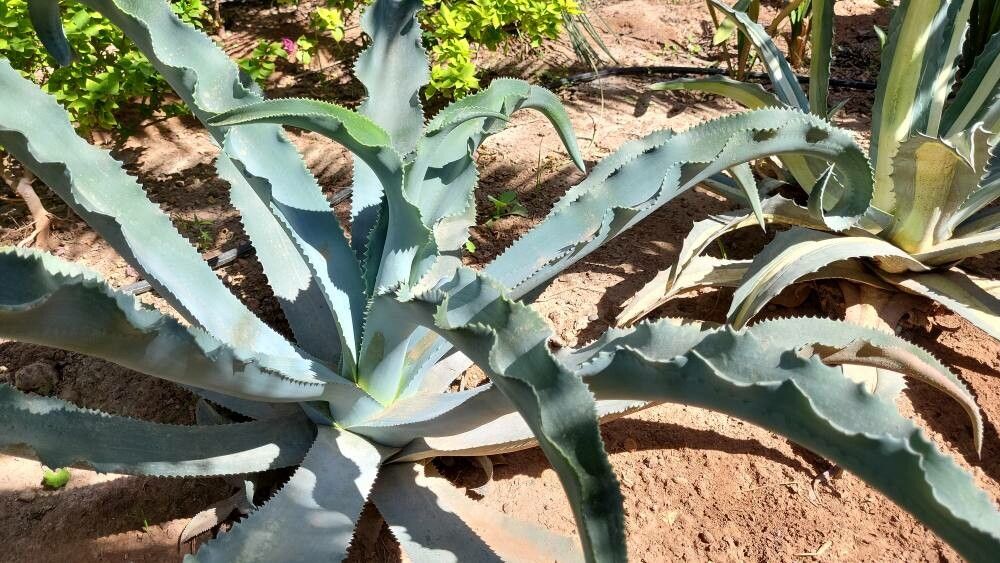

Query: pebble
left=17, top=490, right=36, bottom=503
left=14, top=362, right=60, bottom=395
left=698, top=531, right=716, bottom=545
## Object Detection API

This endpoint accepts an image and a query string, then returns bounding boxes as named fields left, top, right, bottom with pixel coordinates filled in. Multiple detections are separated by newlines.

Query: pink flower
left=281, top=37, right=297, bottom=56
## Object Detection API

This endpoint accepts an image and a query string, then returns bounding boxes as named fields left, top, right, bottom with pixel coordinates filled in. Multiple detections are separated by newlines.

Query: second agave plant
left=1, top=0, right=999, bottom=561
left=621, top=0, right=1000, bottom=358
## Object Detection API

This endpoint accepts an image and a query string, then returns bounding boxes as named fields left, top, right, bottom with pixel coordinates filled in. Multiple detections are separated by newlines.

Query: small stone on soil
left=16, top=490, right=36, bottom=503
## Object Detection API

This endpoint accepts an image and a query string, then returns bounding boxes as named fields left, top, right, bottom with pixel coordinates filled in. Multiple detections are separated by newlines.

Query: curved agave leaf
left=808, top=0, right=834, bottom=116
left=942, top=26, right=1000, bottom=138
left=618, top=257, right=895, bottom=328
left=871, top=0, right=973, bottom=211
left=411, top=78, right=585, bottom=254
left=0, top=61, right=298, bottom=361
left=669, top=195, right=832, bottom=285
left=912, top=227, right=1000, bottom=265
left=373, top=463, right=584, bottom=562
left=651, top=76, right=783, bottom=109
left=394, top=268, right=625, bottom=562
left=211, top=100, right=438, bottom=295
left=351, top=0, right=430, bottom=257
left=210, top=99, right=403, bottom=197
left=709, top=0, right=809, bottom=110
left=187, top=427, right=387, bottom=562
left=573, top=318, right=1000, bottom=560
left=949, top=140, right=1000, bottom=231
left=729, top=228, right=929, bottom=328
left=349, top=380, right=642, bottom=458
left=26, top=0, right=70, bottom=66
left=879, top=268, right=1000, bottom=340
left=617, top=257, right=749, bottom=327
left=0, top=248, right=333, bottom=402
left=487, top=108, right=873, bottom=300
left=0, top=385, right=316, bottom=477
left=27, top=0, right=362, bottom=367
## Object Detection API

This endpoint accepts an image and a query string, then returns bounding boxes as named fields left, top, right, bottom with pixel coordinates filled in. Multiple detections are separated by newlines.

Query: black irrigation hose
left=547, top=64, right=878, bottom=91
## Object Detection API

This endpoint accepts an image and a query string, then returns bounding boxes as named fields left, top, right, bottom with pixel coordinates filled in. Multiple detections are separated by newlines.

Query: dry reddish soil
left=2, top=1, right=999, bottom=561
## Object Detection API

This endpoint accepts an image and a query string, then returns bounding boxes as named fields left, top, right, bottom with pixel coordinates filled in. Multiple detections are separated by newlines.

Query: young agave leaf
left=352, top=0, right=430, bottom=258
left=372, top=463, right=584, bottom=562
left=887, top=133, right=988, bottom=253
left=186, top=428, right=387, bottom=562
left=0, top=385, right=315, bottom=477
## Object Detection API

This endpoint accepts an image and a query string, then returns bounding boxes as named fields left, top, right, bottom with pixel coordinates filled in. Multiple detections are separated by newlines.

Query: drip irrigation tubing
left=547, top=64, right=877, bottom=91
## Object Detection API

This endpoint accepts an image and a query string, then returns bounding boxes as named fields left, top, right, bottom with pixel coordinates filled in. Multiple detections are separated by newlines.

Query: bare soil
left=2, top=1, right=998, bottom=561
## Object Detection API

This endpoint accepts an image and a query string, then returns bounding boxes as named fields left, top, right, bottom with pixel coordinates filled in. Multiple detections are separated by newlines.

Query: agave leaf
left=352, top=0, right=430, bottom=257
left=0, top=385, right=316, bottom=477
left=948, top=140, right=1000, bottom=231
left=210, top=97, right=434, bottom=299
left=373, top=463, right=584, bottom=562
left=394, top=268, right=625, bottom=562
left=0, top=248, right=344, bottom=403
left=617, top=257, right=749, bottom=327
left=871, top=0, right=973, bottom=210
left=180, top=489, right=253, bottom=544
left=912, top=227, right=1000, bottom=265
left=879, top=268, right=1000, bottom=340
left=809, top=0, right=834, bottom=116
left=186, top=427, right=387, bottom=562
left=651, top=76, right=783, bottom=109
left=189, top=389, right=304, bottom=421
left=729, top=162, right=766, bottom=228
left=26, top=0, right=70, bottom=66
left=729, top=228, right=929, bottom=328
left=887, top=132, right=990, bottom=252
left=349, top=379, right=642, bottom=458
left=487, top=108, right=873, bottom=300
left=943, top=31, right=1000, bottom=137
left=618, top=256, right=897, bottom=328
left=210, top=98, right=402, bottom=190
left=0, top=62, right=300, bottom=360
left=573, top=318, right=1000, bottom=560
left=709, top=0, right=810, bottom=111
left=411, top=79, right=585, bottom=254
left=28, top=0, right=361, bottom=367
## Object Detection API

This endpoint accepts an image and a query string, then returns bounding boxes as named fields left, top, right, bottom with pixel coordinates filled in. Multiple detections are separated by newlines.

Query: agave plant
left=3, top=0, right=1000, bottom=561
left=621, top=0, right=1000, bottom=354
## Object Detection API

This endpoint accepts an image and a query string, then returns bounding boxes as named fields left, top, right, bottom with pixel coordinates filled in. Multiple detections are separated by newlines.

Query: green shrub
left=0, top=0, right=209, bottom=131
left=271, top=0, right=582, bottom=98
